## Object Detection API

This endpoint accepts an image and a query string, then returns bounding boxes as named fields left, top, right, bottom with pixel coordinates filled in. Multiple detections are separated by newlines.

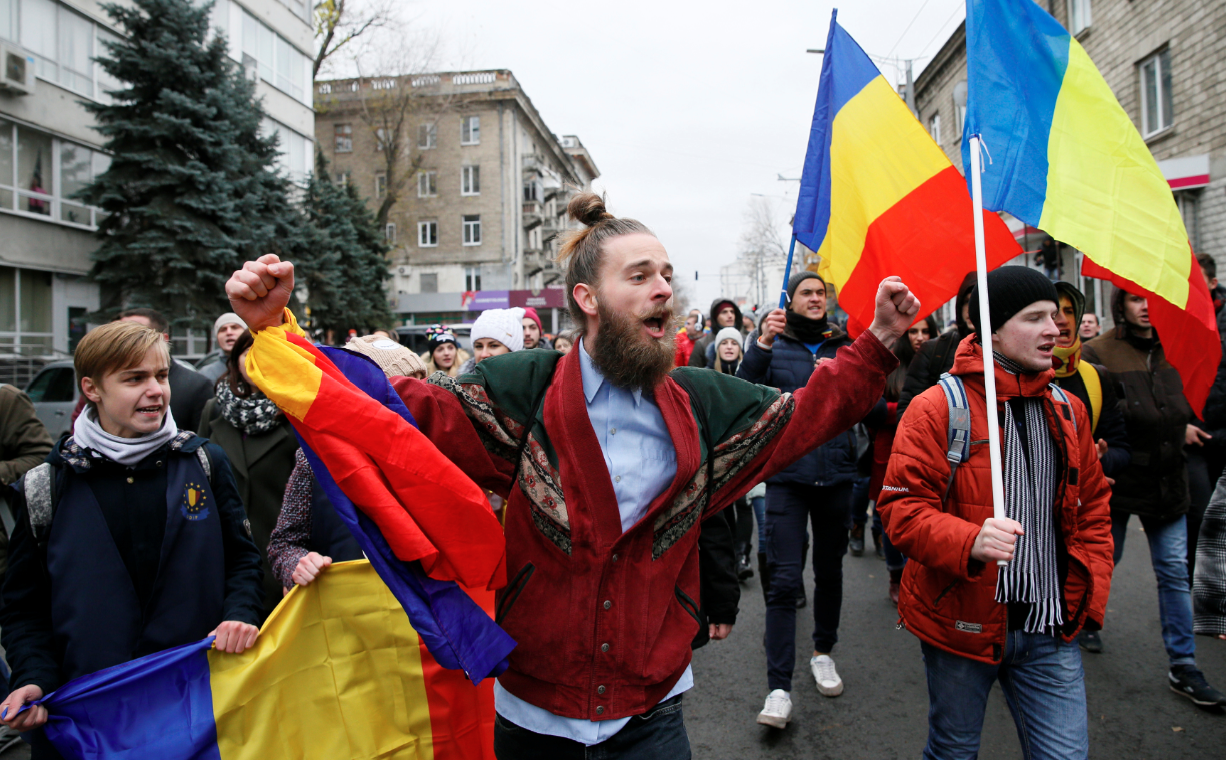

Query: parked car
left=25, top=360, right=78, bottom=440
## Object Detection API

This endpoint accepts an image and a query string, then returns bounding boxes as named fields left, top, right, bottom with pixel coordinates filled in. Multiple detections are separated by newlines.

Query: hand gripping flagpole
left=779, top=235, right=798, bottom=309
left=969, top=134, right=1008, bottom=567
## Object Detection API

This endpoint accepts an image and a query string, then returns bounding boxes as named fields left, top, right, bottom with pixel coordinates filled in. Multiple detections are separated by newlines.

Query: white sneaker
left=811, top=654, right=844, bottom=697
left=756, top=689, right=792, bottom=728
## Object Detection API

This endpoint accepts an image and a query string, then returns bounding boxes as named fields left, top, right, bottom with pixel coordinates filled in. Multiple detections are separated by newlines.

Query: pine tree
left=79, top=0, right=307, bottom=329
left=301, top=150, right=392, bottom=338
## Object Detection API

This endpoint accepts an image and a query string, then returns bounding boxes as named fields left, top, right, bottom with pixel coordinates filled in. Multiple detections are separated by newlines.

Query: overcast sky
left=392, top=0, right=969, bottom=311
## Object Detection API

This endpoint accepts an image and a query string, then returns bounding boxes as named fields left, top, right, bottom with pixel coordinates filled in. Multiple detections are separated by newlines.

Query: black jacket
left=897, top=331, right=961, bottom=418
left=1053, top=362, right=1131, bottom=479
left=690, top=298, right=745, bottom=369
left=169, top=360, right=215, bottom=433
left=0, top=437, right=263, bottom=694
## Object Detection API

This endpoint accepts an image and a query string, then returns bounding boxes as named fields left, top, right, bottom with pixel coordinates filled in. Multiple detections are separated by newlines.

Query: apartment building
left=913, top=0, right=1226, bottom=321
left=315, top=70, right=600, bottom=334
left=0, top=0, right=314, bottom=359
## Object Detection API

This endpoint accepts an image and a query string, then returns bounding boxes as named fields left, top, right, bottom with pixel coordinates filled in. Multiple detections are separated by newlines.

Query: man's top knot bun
left=568, top=192, right=614, bottom=227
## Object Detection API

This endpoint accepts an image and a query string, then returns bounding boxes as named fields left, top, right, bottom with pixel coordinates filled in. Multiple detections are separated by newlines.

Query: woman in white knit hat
left=456, top=307, right=525, bottom=374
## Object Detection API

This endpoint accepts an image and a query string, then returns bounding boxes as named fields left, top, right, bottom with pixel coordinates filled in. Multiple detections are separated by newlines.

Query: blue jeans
left=492, top=695, right=689, bottom=759
left=1111, top=511, right=1196, bottom=666
left=851, top=476, right=871, bottom=527
left=921, top=632, right=1088, bottom=760
left=873, top=501, right=907, bottom=572
left=763, top=482, right=852, bottom=691
left=750, top=496, right=766, bottom=548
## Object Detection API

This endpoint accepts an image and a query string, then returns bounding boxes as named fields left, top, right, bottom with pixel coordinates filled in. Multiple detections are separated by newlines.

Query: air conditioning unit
left=397, top=266, right=410, bottom=276
left=0, top=43, right=36, bottom=96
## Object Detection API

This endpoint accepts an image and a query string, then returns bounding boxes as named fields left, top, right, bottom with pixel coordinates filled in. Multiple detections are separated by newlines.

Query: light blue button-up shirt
left=493, top=339, right=693, bottom=745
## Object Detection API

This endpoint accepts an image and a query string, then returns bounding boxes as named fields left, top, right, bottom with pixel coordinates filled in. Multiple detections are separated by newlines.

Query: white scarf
left=74, top=405, right=179, bottom=467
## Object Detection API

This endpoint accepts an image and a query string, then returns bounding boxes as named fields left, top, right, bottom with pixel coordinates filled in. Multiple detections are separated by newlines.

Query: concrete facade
left=1, top=0, right=315, bottom=357
left=314, top=70, right=600, bottom=331
left=913, top=0, right=1226, bottom=323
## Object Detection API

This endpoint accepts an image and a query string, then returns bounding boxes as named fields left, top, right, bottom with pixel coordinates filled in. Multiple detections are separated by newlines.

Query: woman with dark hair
left=868, top=313, right=939, bottom=604
left=198, top=329, right=300, bottom=617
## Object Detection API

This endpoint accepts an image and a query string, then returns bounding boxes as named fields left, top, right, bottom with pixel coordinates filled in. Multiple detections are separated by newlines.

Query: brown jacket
left=0, top=383, right=54, bottom=576
left=1083, top=329, right=1192, bottom=519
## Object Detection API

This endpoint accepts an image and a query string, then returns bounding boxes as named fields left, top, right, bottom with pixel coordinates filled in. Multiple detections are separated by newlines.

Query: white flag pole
left=968, top=134, right=1008, bottom=567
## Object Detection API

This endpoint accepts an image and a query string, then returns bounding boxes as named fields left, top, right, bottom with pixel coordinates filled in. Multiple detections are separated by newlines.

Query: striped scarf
left=993, top=351, right=1063, bottom=633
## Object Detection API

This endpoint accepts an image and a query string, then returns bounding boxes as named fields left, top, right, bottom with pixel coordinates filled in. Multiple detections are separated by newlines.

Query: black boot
left=736, top=543, right=754, bottom=580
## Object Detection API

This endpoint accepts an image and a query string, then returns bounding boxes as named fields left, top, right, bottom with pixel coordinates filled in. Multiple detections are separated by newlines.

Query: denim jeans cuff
left=1170, top=657, right=1197, bottom=668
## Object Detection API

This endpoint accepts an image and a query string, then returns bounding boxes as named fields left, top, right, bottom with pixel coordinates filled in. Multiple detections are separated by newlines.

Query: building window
left=0, top=117, right=109, bottom=229
left=1067, top=0, right=1092, bottom=36
left=418, top=123, right=437, bottom=149
left=418, top=221, right=438, bottom=247
left=336, top=170, right=351, bottom=186
left=461, top=116, right=480, bottom=145
left=375, top=173, right=387, bottom=199
left=420, top=273, right=438, bottom=293
left=384, top=223, right=396, bottom=243
left=262, top=118, right=312, bottom=181
left=1140, top=49, right=1173, bottom=137
left=232, top=4, right=310, bottom=105
left=9, top=0, right=121, bottom=102
left=463, top=214, right=481, bottom=246
left=465, top=266, right=481, bottom=291
left=929, top=113, right=941, bottom=144
left=335, top=124, right=352, bottom=153
left=417, top=170, right=436, bottom=197
left=376, top=128, right=389, bottom=152
left=523, top=182, right=540, bottom=202
left=1176, top=191, right=1200, bottom=251
left=461, top=165, right=480, bottom=196
left=0, top=266, right=54, bottom=355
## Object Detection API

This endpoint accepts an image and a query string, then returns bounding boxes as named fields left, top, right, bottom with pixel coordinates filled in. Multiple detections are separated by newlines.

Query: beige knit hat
left=342, top=335, right=427, bottom=379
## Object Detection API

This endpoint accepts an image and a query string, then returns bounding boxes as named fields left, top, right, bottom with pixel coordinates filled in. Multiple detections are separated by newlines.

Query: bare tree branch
left=736, top=197, right=790, bottom=307
left=314, top=0, right=398, bottom=78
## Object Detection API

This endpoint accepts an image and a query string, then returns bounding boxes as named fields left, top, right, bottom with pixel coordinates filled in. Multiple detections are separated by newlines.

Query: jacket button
left=603, top=600, right=612, bottom=610
left=596, top=706, right=604, bottom=715
left=597, top=685, right=606, bottom=695
left=612, top=554, right=619, bottom=562
left=126, top=477, right=134, bottom=484
left=601, top=643, right=610, bottom=653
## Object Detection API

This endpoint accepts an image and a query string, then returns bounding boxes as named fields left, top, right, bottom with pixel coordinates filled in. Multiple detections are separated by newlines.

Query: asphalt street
left=687, top=517, right=1226, bottom=759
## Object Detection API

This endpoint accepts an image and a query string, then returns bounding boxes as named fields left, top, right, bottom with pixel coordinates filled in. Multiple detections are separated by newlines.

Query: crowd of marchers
left=0, top=194, right=1222, bottom=760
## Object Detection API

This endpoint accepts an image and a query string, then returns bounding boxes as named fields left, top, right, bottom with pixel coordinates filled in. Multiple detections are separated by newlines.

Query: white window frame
left=1139, top=49, right=1173, bottom=138
left=461, top=165, right=480, bottom=196
left=464, top=266, right=481, bottom=291
left=417, top=170, right=437, bottom=198
left=461, top=116, right=480, bottom=145
left=462, top=214, right=481, bottom=246
left=1067, top=0, right=1092, bottom=36
left=929, top=112, right=941, bottom=145
left=0, top=265, right=56, bottom=356
left=335, top=124, right=353, bottom=153
left=417, top=220, right=438, bottom=247
left=375, top=128, right=389, bottom=152
left=336, top=170, right=350, bottom=186
left=384, top=223, right=396, bottom=243
left=0, top=117, right=109, bottom=230
left=375, top=173, right=387, bottom=199
left=418, top=123, right=437, bottom=150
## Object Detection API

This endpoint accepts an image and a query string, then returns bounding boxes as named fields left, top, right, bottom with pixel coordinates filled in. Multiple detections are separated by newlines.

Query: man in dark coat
left=689, top=298, right=744, bottom=369
left=897, top=272, right=977, bottom=417
left=1083, top=287, right=1226, bottom=706
left=738, top=271, right=859, bottom=722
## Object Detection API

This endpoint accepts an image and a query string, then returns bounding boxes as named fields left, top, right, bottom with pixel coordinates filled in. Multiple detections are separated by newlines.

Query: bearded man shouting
left=225, top=193, right=919, bottom=759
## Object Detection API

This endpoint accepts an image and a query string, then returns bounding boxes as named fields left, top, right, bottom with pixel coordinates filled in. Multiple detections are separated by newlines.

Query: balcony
left=522, top=200, right=542, bottom=230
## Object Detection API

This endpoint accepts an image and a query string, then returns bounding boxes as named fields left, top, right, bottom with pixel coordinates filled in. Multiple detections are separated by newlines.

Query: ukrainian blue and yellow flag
left=963, top=0, right=1219, bottom=411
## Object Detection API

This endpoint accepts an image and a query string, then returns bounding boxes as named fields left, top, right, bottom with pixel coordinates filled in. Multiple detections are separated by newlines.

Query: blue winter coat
left=737, top=327, right=858, bottom=487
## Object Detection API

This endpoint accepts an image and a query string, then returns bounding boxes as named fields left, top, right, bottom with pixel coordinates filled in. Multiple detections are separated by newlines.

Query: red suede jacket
left=878, top=338, right=1114, bottom=664
left=393, top=333, right=895, bottom=720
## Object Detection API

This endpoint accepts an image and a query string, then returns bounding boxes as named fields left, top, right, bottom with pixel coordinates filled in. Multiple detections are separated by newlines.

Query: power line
left=916, top=0, right=967, bottom=60
left=884, top=0, right=936, bottom=60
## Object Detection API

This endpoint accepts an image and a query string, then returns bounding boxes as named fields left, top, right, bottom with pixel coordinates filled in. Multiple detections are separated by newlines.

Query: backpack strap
left=938, top=373, right=970, bottom=505
left=1048, top=383, right=1078, bottom=432
left=24, top=462, right=58, bottom=550
left=1074, top=361, right=1101, bottom=434
left=195, top=445, right=214, bottom=486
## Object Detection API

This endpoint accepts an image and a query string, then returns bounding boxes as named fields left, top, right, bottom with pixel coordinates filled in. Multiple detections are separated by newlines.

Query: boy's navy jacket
left=0, top=431, right=264, bottom=693
left=737, top=327, right=859, bottom=487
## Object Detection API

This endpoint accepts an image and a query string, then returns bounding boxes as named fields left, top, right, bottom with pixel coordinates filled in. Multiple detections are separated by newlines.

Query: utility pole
left=904, top=58, right=918, bottom=118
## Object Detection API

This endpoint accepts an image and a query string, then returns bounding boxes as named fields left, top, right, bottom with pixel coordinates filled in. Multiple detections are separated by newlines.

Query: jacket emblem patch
left=181, top=482, right=210, bottom=521
left=955, top=620, right=982, bottom=634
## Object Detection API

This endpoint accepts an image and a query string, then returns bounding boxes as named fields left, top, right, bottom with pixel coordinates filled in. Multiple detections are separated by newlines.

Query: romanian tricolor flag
left=793, top=10, right=1019, bottom=336
left=245, top=311, right=515, bottom=684
left=34, top=561, right=495, bottom=760
left=963, top=0, right=1220, bottom=412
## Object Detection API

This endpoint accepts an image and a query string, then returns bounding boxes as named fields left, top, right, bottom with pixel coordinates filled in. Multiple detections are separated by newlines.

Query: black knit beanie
left=787, top=271, right=822, bottom=302
left=967, top=266, right=1059, bottom=333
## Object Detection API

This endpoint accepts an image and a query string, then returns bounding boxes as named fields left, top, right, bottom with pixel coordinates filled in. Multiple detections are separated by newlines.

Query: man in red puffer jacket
left=878, top=267, right=1114, bottom=760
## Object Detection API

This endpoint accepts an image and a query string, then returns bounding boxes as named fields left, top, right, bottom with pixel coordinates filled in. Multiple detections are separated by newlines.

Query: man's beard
left=588, top=301, right=677, bottom=390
